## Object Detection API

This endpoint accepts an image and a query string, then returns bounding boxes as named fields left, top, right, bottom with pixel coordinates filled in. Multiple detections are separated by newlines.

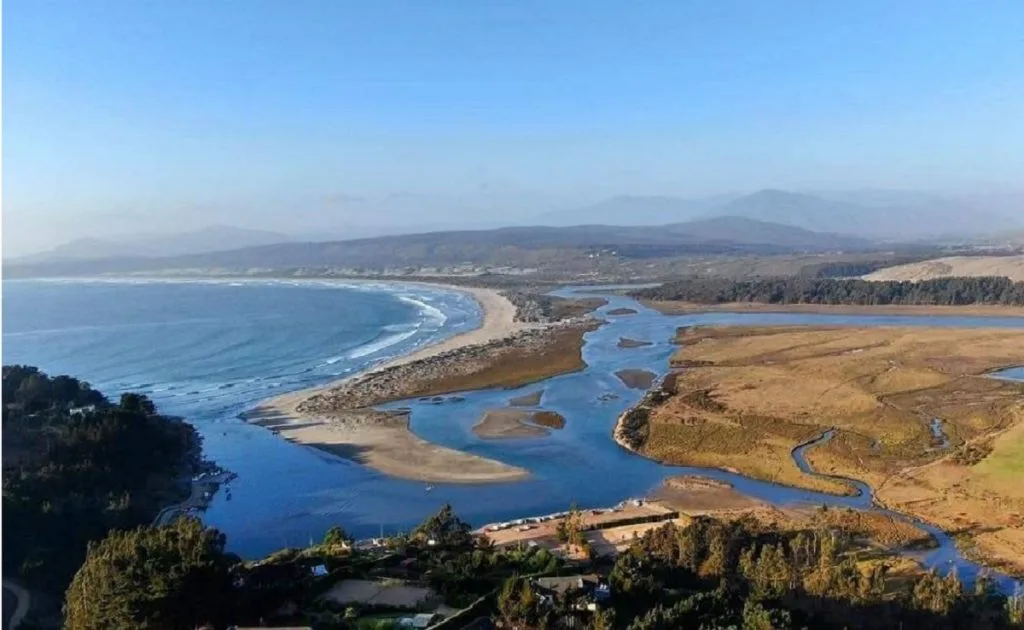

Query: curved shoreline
left=245, top=284, right=534, bottom=484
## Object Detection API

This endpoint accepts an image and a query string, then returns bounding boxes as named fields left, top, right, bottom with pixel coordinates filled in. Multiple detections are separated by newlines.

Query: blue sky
left=4, top=1, right=1024, bottom=253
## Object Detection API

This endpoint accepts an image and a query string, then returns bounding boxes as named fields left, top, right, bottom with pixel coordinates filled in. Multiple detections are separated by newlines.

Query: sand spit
left=473, top=410, right=549, bottom=439
left=247, top=286, right=595, bottom=483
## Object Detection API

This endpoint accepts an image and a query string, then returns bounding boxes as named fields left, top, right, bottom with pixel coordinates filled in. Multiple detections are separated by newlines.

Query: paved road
left=3, top=587, right=15, bottom=630
left=2, top=580, right=30, bottom=630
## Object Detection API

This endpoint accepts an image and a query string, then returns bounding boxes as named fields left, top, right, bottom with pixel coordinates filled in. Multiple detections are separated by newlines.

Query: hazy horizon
left=5, top=1, right=1024, bottom=256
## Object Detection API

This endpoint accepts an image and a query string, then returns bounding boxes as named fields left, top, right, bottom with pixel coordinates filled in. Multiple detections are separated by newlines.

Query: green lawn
left=974, top=427, right=1024, bottom=483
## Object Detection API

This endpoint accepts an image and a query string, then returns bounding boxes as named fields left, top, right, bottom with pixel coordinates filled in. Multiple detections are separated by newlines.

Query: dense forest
left=796, top=257, right=928, bottom=278
left=2, top=366, right=205, bottom=593
left=633, top=276, right=1024, bottom=306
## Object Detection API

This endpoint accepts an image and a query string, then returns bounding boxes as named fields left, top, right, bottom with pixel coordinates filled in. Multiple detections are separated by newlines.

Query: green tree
left=323, top=525, right=352, bottom=548
left=119, top=392, right=156, bottom=414
left=64, top=518, right=235, bottom=630
left=414, top=504, right=472, bottom=548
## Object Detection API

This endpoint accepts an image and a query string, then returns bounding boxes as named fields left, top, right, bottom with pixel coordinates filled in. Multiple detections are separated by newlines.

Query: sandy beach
left=245, top=284, right=537, bottom=483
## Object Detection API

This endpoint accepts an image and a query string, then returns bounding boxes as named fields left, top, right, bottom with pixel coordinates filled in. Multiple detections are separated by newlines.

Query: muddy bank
left=653, top=475, right=762, bottom=512
left=617, top=337, right=652, bottom=348
left=473, top=410, right=547, bottom=439
left=509, top=390, right=543, bottom=407
left=615, top=369, right=656, bottom=390
left=472, top=409, right=566, bottom=439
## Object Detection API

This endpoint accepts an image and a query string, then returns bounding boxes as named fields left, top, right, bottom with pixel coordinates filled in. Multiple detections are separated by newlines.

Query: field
left=637, top=325, right=1024, bottom=572
left=653, top=476, right=933, bottom=551
left=865, top=255, right=1024, bottom=283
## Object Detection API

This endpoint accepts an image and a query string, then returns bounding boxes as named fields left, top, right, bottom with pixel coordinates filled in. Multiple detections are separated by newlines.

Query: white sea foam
left=347, top=328, right=420, bottom=359
left=396, top=295, right=448, bottom=326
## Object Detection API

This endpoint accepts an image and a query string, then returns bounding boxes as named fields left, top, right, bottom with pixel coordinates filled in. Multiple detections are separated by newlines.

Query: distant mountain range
left=4, top=216, right=872, bottom=278
left=537, top=189, right=1023, bottom=239
left=11, top=226, right=293, bottom=263
left=536, top=195, right=726, bottom=226
left=10, top=188, right=1020, bottom=277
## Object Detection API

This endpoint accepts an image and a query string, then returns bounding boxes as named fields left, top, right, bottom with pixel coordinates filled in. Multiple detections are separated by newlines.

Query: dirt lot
left=320, top=579, right=435, bottom=608
left=639, top=326, right=1024, bottom=572
left=479, top=501, right=677, bottom=548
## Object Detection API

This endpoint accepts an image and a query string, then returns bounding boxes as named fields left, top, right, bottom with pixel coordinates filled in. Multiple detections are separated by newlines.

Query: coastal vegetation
left=633, top=275, right=1024, bottom=306
left=628, top=326, right=1024, bottom=572
left=298, top=322, right=597, bottom=414
left=60, top=501, right=1024, bottom=630
left=503, top=291, right=608, bottom=322
left=406, top=322, right=598, bottom=397
left=64, top=517, right=236, bottom=630
left=499, top=517, right=1024, bottom=629
left=2, top=366, right=205, bottom=594
left=797, top=256, right=933, bottom=278
left=63, top=505, right=567, bottom=629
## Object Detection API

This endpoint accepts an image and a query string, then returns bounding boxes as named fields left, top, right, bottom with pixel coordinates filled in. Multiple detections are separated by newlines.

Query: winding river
left=3, top=279, right=1022, bottom=591
left=386, top=287, right=1024, bottom=591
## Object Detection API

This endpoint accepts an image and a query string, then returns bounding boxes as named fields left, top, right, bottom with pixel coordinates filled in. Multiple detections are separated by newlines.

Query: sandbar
left=472, top=408, right=567, bottom=439
left=246, top=285, right=537, bottom=483
left=473, top=410, right=548, bottom=439
left=617, top=337, right=652, bottom=348
left=607, top=307, right=638, bottom=316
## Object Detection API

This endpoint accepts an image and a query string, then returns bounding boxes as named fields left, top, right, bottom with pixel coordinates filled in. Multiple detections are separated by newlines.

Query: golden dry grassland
left=642, top=325, right=1024, bottom=572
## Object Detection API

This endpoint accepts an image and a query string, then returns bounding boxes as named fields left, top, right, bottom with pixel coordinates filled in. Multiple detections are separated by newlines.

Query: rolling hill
left=543, top=189, right=1022, bottom=240
left=4, top=217, right=873, bottom=278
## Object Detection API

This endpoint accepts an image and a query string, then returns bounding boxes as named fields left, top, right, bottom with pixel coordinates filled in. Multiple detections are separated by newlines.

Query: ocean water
left=3, top=279, right=1023, bottom=589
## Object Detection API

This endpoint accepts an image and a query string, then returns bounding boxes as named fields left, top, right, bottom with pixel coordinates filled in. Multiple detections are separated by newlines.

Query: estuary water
left=3, top=279, right=1022, bottom=589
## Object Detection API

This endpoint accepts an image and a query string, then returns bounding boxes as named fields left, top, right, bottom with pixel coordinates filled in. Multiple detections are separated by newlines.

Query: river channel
left=4, top=279, right=1021, bottom=590
left=393, top=288, right=1024, bottom=592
